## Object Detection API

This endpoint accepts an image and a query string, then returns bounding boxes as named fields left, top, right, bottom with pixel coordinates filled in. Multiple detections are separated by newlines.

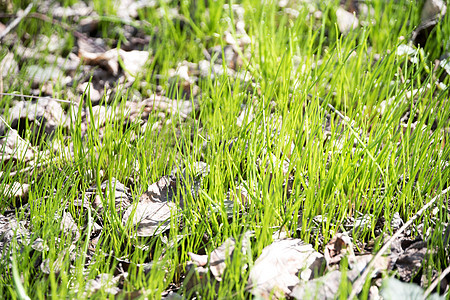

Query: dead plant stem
left=0, top=3, right=33, bottom=41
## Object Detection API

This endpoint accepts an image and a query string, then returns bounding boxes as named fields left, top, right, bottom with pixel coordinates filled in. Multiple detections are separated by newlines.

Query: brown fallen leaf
left=209, top=236, right=237, bottom=281
left=347, top=254, right=390, bottom=283
left=78, top=41, right=150, bottom=80
left=324, top=233, right=355, bottom=267
left=187, top=238, right=235, bottom=284
left=394, top=240, right=428, bottom=282
left=59, top=211, right=80, bottom=242
left=290, top=254, right=389, bottom=300
left=79, top=47, right=119, bottom=75
left=185, top=231, right=252, bottom=294
left=1, top=182, right=29, bottom=205
left=24, top=65, right=66, bottom=87
left=412, top=0, right=447, bottom=45
left=119, top=49, right=150, bottom=81
left=40, top=244, right=76, bottom=275
left=188, top=252, right=208, bottom=267
left=184, top=262, right=216, bottom=293
left=0, top=51, right=19, bottom=78
left=0, top=213, right=30, bottom=256
left=141, top=175, right=176, bottom=204
left=290, top=269, right=342, bottom=300
left=0, top=129, right=36, bottom=163
left=421, top=0, right=446, bottom=22
left=8, top=98, right=68, bottom=140
left=78, top=82, right=101, bottom=103
left=72, top=273, right=123, bottom=298
left=94, top=178, right=132, bottom=217
left=124, top=94, right=194, bottom=122
left=336, top=7, right=359, bottom=35
left=248, top=239, right=324, bottom=299
left=122, top=198, right=175, bottom=237
left=43, top=1, right=93, bottom=18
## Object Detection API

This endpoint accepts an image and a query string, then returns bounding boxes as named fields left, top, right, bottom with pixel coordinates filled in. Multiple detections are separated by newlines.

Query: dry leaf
left=336, top=7, right=359, bottom=34
left=44, top=1, right=93, bottom=18
left=122, top=199, right=175, bottom=237
left=86, top=106, right=117, bottom=129
left=125, top=94, right=194, bottom=121
left=73, top=273, right=122, bottom=297
left=290, top=270, right=341, bottom=300
left=78, top=42, right=150, bottom=80
left=119, top=49, right=150, bottom=81
left=141, top=175, right=175, bottom=204
left=0, top=51, right=19, bottom=78
left=248, top=239, right=324, bottom=299
left=116, top=0, right=157, bottom=20
left=79, top=47, right=119, bottom=76
left=0, top=214, right=30, bottom=254
left=25, top=65, right=65, bottom=86
left=347, top=254, right=390, bottom=282
left=228, top=182, right=252, bottom=208
left=1, top=182, right=29, bottom=204
left=412, top=0, right=446, bottom=45
left=95, top=178, right=131, bottom=216
left=40, top=244, right=76, bottom=275
left=186, top=231, right=252, bottom=291
left=184, top=262, right=216, bottom=292
left=0, top=129, right=35, bottom=162
left=59, top=211, right=80, bottom=242
left=394, top=240, right=428, bottom=282
left=8, top=98, right=68, bottom=138
left=421, top=0, right=446, bottom=22
left=187, top=237, right=236, bottom=282
left=291, top=254, right=389, bottom=299
left=324, top=233, right=355, bottom=266
left=78, top=82, right=101, bottom=103
left=188, top=252, right=208, bottom=267
left=209, top=236, right=237, bottom=281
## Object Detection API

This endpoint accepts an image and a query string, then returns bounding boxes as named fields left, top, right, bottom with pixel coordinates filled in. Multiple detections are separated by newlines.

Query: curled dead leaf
left=123, top=199, right=175, bottom=237
left=324, top=233, right=355, bottom=267
left=248, top=239, right=324, bottom=299
left=336, top=7, right=359, bottom=35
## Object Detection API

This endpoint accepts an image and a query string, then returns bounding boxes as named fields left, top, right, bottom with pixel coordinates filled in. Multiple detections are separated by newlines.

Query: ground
left=0, top=0, right=449, bottom=299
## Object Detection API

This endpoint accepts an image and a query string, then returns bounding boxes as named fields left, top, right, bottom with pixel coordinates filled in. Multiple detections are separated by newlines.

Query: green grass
left=1, top=0, right=450, bottom=298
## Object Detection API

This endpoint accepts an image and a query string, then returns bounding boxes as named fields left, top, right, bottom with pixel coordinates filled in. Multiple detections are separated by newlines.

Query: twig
left=0, top=3, right=33, bottom=41
left=423, top=264, right=450, bottom=299
left=0, top=92, right=77, bottom=105
left=348, top=187, right=450, bottom=300
left=0, top=158, right=54, bottom=179
left=26, top=12, right=106, bottom=52
left=0, top=11, right=106, bottom=53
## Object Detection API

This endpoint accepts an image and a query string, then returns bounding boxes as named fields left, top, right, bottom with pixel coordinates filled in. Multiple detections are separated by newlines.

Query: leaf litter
left=0, top=0, right=449, bottom=298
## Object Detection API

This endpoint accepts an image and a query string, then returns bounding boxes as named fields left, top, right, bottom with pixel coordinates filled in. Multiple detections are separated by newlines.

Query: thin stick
left=0, top=92, right=77, bottom=105
left=348, top=187, right=450, bottom=299
left=0, top=3, right=33, bottom=41
left=0, top=11, right=106, bottom=53
left=26, top=12, right=106, bottom=52
left=423, top=264, right=450, bottom=299
left=0, top=158, right=53, bottom=178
